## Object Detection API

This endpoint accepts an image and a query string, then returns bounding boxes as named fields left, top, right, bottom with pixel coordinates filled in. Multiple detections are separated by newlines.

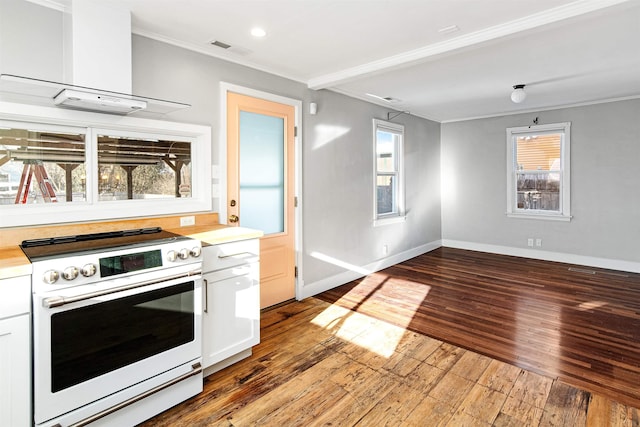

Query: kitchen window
left=506, top=122, right=571, bottom=221
left=0, top=122, right=87, bottom=205
left=0, top=109, right=211, bottom=228
left=96, top=131, right=192, bottom=201
left=373, top=119, right=405, bottom=226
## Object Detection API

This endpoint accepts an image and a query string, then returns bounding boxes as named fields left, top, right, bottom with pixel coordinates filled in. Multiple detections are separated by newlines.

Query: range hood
left=0, top=1, right=189, bottom=116
left=0, top=74, right=189, bottom=115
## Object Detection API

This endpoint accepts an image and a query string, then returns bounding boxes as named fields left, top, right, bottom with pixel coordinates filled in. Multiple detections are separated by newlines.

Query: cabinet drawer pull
left=218, top=251, right=255, bottom=259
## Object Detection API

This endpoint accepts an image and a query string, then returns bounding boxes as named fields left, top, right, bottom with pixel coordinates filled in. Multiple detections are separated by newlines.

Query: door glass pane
left=0, top=125, right=86, bottom=205
left=239, top=111, right=284, bottom=234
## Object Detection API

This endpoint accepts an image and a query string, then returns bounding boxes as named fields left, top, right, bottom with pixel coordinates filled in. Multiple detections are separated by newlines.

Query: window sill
left=506, top=212, right=572, bottom=222
left=374, top=215, right=406, bottom=227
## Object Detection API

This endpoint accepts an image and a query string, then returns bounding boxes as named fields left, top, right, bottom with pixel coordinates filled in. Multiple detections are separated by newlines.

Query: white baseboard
left=298, top=240, right=442, bottom=300
left=442, top=239, right=640, bottom=274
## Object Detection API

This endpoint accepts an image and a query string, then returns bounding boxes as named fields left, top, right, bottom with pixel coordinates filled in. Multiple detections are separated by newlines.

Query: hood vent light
left=54, top=89, right=147, bottom=114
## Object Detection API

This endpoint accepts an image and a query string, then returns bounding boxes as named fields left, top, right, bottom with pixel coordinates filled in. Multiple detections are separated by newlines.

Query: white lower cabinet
left=202, top=239, right=259, bottom=374
left=0, top=275, right=31, bottom=427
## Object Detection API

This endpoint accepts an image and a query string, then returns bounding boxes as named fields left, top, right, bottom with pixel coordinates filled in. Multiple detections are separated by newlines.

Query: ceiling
left=51, top=0, right=640, bottom=122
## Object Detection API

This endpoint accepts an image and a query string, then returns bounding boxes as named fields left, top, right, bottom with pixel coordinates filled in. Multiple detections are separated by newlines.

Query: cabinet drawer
left=0, top=275, right=31, bottom=319
left=202, top=239, right=259, bottom=273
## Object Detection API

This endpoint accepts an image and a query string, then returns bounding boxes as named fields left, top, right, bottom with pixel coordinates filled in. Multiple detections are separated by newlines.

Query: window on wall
left=0, top=113, right=211, bottom=228
left=0, top=122, right=87, bottom=205
left=373, top=119, right=405, bottom=226
left=506, top=122, right=571, bottom=221
left=96, top=133, right=192, bottom=201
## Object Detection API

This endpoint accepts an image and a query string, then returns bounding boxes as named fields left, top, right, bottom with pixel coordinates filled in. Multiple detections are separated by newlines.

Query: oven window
left=50, top=281, right=195, bottom=393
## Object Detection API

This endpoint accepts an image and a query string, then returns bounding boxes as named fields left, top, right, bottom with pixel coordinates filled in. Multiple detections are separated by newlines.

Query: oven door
left=32, top=268, right=202, bottom=425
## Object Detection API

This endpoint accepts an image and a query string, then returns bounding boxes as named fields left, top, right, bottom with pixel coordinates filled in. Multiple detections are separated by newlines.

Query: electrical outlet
left=527, top=238, right=534, bottom=247
left=536, top=238, right=542, bottom=247
left=180, top=216, right=195, bottom=227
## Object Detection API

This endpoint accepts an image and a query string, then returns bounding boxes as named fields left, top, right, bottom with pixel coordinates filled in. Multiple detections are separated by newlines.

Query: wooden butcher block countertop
left=168, top=225, right=263, bottom=246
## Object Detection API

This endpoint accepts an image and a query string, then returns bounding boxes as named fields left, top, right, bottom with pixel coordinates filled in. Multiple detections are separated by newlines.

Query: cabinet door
left=0, top=315, right=30, bottom=427
left=202, top=264, right=260, bottom=368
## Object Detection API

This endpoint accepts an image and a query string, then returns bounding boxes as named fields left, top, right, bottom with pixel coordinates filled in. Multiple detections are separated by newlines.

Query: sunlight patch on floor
left=577, top=300, right=608, bottom=311
left=311, top=304, right=407, bottom=358
left=311, top=278, right=431, bottom=358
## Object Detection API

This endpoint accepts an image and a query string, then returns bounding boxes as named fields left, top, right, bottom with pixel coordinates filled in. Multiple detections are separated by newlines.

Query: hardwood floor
left=141, top=248, right=640, bottom=426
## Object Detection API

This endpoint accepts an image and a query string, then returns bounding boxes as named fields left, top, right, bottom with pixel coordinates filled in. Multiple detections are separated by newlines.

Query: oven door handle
left=42, top=269, right=202, bottom=309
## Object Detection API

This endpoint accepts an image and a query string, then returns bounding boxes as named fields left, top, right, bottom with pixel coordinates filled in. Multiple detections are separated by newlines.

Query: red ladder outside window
left=14, top=161, right=58, bottom=204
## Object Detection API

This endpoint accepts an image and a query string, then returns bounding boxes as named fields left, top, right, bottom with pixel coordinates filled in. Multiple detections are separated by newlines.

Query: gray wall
left=303, top=90, right=441, bottom=284
left=441, top=98, right=640, bottom=263
left=0, top=0, right=64, bottom=81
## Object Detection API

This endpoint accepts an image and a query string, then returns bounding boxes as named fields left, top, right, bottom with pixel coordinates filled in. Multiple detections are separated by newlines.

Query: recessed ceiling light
left=251, top=27, right=266, bottom=38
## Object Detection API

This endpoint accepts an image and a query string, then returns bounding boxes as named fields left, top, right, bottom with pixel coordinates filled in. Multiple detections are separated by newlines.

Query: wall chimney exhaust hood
left=0, top=1, right=189, bottom=116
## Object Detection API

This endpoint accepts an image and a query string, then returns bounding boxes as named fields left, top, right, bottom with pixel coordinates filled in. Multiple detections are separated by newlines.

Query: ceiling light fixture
left=251, top=27, right=266, bottom=38
left=511, top=84, right=527, bottom=103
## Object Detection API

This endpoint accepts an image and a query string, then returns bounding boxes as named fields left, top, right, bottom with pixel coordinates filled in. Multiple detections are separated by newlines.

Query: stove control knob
left=81, top=263, right=97, bottom=277
left=43, top=270, right=60, bottom=284
left=190, top=247, right=202, bottom=258
left=178, top=248, right=189, bottom=260
left=167, top=250, right=178, bottom=262
left=62, top=266, right=79, bottom=281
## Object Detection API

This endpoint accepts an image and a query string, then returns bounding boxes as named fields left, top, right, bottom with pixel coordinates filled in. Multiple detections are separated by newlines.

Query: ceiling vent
left=209, top=39, right=251, bottom=56
left=210, top=40, right=232, bottom=49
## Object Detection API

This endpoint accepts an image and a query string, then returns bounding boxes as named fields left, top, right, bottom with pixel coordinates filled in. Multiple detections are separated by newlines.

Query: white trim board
left=442, top=239, right=640, bottom=274
left=300, top=239, right=640, bottom=301
left=298, top=240, right=442, bottom=300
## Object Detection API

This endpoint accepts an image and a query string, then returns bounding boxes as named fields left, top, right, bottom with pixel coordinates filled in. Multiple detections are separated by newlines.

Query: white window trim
left=506, top=122, right=571, bottom=221
left=0, top=101, right=211, bottom=228
left=373, top=118, right=406, bottom=227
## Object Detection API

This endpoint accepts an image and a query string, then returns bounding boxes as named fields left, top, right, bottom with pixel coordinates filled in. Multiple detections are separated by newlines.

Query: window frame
left=506, top=122, right=571, bottom=221
left=0, top=103, right=211, bottom=228
left=373, top=118, right=406, bottom=227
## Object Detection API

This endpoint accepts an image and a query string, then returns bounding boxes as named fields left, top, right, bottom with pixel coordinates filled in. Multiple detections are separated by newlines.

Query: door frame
left=219, top=82, right=304, bottom=300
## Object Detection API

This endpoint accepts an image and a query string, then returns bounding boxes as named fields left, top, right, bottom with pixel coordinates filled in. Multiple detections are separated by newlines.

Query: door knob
left=229, top=214, right=239, bottom=223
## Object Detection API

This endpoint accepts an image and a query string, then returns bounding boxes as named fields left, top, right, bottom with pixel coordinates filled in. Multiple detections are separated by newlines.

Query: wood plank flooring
left=141, top=248, right=640, bottom=426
